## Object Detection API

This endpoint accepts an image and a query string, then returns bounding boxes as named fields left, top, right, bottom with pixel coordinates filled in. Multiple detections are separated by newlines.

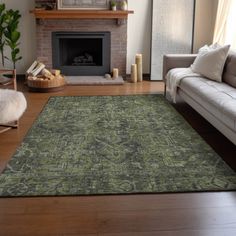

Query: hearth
left=52, top=32, right=111, bottom=76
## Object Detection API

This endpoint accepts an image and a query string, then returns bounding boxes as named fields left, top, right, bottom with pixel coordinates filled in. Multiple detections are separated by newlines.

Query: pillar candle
left=113, top=68, right=119, bottom=79
left=135, top=54, right=143, bottom=82
left=131, top=64, right=137, bottom=83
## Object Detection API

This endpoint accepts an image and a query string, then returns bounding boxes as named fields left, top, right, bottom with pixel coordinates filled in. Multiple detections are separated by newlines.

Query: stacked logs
left=27, top=61, right=62, bottom=81
left=26, top=61, right=65, bottom=91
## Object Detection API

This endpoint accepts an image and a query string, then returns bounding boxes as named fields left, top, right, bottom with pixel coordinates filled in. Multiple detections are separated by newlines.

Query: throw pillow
left=191, top=44, right=230, bottom=82
left=222, top=52, right=236, bottom=88
left=198, top=43, right=221, bottom=52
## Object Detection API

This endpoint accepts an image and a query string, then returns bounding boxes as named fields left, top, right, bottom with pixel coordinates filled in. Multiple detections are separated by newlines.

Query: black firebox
left=52, top=32, right=111, bottom=76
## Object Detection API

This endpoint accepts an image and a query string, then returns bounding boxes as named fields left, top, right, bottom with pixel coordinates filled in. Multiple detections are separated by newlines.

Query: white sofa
left=163, top=52, right=236, bottom=145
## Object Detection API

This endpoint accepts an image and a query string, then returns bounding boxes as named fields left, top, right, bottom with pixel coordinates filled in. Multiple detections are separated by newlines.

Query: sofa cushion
left=191, top=44, right=230, bottom=82
left=223, top=52, right=236, bottom=88
left=179, top=77, right=236, bottom=132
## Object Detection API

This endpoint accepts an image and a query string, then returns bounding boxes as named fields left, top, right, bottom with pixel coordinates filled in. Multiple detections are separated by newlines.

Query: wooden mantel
left=30, top=9, right=134, bottom=20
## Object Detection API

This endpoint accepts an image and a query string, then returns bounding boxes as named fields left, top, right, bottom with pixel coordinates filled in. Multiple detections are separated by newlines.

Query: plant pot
left=111, top=6, right=117, bottom=11
left=121, top=2, right=128, bottom=11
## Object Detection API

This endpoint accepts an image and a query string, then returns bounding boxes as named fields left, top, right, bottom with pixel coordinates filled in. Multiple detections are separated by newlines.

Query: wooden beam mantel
left=30, top=9, right=134, bottom=20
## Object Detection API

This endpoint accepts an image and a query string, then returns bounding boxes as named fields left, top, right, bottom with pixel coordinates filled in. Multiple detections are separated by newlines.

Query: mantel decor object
left=57, top=0, right=110, bottom=10
left=110, top=0, right=117, bottom=11
left=120, top=0, right=127, bottom=11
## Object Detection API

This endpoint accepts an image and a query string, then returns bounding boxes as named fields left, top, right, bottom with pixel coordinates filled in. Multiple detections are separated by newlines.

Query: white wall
left=127, top=0, right=152, bottom=74
left=0, top=0, right=36, bottom=73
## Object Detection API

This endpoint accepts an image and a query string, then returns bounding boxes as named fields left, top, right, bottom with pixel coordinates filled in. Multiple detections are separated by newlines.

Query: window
left=213, top=0, right=236, bottom=49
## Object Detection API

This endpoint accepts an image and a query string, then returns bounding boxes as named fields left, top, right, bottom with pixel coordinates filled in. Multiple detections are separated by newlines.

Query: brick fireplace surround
left=35, top=0, right=128, bottom=76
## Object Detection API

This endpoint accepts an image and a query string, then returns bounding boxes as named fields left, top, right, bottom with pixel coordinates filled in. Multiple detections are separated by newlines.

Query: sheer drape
left=213, top=0, right=236, bottom=49
left=224, top=0, right=236, bottom=49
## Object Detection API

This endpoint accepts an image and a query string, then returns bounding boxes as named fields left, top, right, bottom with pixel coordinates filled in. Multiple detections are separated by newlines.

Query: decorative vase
left=112, top=6, right=117, bottom=11
left=121, top=1, right=128, bottom=11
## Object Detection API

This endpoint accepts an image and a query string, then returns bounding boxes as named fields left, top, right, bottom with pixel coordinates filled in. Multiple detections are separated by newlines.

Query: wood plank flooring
left=0, top=80, right=236, bottom=236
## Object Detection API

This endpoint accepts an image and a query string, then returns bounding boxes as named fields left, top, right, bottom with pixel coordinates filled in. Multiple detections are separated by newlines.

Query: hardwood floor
left=0, top=80, right=236, bottom=236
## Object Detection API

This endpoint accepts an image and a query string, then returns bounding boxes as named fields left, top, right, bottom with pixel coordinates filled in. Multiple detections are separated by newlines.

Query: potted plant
left=120, top=1, right=128, bottom=11
left=110, top=0, right=117, bottom=11
left=4, top=9, right=22, bottom=69
left=0, top=4, right=22, bottom=70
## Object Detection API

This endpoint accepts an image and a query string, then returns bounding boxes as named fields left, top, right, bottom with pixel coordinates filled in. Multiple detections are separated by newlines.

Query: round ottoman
left=0, top=89, right=27, bottom=124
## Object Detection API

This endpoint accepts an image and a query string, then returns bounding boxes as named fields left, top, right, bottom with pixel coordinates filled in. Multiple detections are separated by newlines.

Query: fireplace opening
left=61, top=38, right=103, bottom=66
left=52, top=32, right=111, bottom=76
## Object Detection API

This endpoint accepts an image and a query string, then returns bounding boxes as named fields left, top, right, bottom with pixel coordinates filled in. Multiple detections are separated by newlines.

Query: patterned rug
left=0, top=95, right=236, bottom=197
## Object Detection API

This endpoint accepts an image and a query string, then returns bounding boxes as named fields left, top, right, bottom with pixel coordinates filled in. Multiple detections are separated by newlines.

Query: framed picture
left=57, top=0, right=110, bottom=10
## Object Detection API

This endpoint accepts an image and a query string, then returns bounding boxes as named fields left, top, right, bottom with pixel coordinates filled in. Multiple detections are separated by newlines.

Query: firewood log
left=30, top=62, right=46, bottom=76
left=50, top=69, right=61, bottom=76
left=41, top=69, right=55, bottom=80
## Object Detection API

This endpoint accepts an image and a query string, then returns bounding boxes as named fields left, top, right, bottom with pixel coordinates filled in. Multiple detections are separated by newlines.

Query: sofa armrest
left=163, top=54, right=197, bottom=80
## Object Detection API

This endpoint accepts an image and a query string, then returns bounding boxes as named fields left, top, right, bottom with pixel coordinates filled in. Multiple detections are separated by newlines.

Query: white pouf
left=0, top=89, right=27, bottom=124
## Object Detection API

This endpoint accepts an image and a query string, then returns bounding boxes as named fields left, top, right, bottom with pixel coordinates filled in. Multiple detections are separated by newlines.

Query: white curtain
left=213, top=0, right=236, bottom=49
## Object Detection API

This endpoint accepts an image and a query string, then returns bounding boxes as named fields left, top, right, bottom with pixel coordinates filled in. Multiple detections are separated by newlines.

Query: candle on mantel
left=131, top=64, right=137, bottom=83
left=113, top=68, right=119, bottom=79
left=135, top=54, right=143, bottom=82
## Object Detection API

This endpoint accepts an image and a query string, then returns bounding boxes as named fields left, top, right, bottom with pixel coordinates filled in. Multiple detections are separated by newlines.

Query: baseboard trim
left=16, top=74, right=26, bottom=81
left=126, top=73, right=151, bottom=81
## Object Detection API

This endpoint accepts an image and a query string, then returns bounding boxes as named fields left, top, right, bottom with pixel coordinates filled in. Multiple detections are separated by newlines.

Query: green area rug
left=0, top=95, right=236, bottom=197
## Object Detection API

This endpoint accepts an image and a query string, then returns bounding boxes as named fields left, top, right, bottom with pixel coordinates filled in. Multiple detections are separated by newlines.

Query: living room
left=0, top=0, right=236, bottom=235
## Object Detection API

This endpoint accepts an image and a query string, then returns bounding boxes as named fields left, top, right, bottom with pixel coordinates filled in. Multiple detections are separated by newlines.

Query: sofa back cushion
left=223, top=52, right=236, bottom=88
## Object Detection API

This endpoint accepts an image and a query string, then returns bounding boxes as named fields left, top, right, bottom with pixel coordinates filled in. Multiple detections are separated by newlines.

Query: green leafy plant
left=120, top=0, right=127, bottom=10
left=121, top=0, right=127, bottom=6
left=4, top=9, right=22, bottom=69
left=110, top=0, right=117, bottom=7
left=0, top=4, right=7, bottom=67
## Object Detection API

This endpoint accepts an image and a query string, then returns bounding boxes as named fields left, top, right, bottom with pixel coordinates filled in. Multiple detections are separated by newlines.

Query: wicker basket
left=27, top=75, right=65, bottom=92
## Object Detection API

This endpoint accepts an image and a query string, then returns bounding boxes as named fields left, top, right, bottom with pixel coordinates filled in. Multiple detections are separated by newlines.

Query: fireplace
left=52, top=32, right=111, bottom=76
left=35, top=18, right=127, bottom=77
